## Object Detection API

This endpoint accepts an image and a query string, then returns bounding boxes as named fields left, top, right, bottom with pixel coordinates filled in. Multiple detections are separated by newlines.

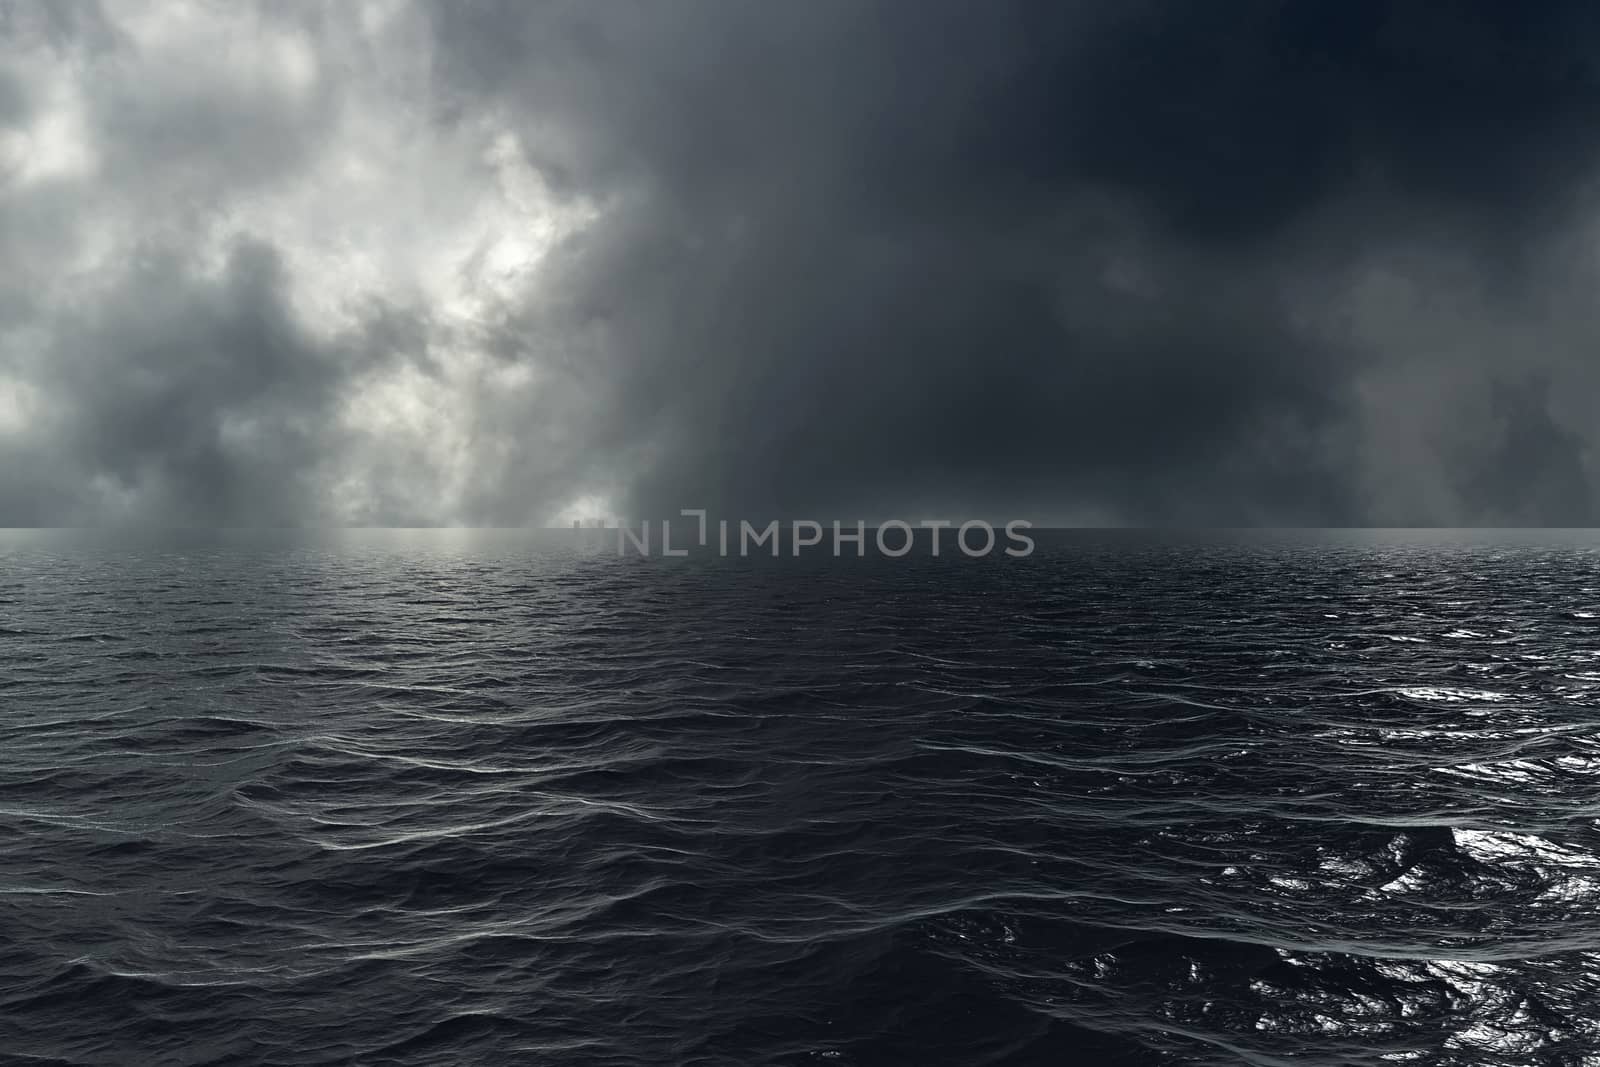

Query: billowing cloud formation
left=5, top=0, right=1600, bottom=525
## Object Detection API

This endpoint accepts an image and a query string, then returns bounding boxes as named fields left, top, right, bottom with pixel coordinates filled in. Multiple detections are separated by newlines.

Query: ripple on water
left=1, top=531, right=1600, bottom=1065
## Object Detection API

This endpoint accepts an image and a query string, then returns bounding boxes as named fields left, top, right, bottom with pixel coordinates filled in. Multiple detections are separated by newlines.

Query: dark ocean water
left=4, top=530, right=1600, bottom=1066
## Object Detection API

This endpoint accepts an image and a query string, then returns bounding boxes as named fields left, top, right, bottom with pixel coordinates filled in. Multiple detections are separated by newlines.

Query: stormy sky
left=4, top=0, right=1600, bottom=526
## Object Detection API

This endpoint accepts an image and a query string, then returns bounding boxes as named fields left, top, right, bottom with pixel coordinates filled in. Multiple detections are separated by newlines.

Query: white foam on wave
left=1396, top=686, right=1510, bottom=703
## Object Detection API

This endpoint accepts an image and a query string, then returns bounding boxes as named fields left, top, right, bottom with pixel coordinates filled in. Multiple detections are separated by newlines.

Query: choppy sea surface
left=5, top=529, right=1600, bottom=1065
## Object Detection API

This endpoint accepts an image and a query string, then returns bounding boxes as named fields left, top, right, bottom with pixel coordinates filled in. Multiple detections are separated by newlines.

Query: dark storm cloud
left=2, top=235, right=421, bottom=525
left=1067, top=1, right=1600, bottom=243
left=5, top=0, right=1600, bottom=524
left=426, top=0, right=1600, bottom=525
left=48, top=241, right=353, bottom=525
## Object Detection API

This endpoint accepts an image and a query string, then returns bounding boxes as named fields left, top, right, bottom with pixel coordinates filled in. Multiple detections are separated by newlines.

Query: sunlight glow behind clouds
left=1, top=0, right=604, bottom=525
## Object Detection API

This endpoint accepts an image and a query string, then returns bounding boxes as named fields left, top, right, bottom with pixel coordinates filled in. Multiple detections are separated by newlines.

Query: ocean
left=2, top=529, right=1598, bottom=1065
